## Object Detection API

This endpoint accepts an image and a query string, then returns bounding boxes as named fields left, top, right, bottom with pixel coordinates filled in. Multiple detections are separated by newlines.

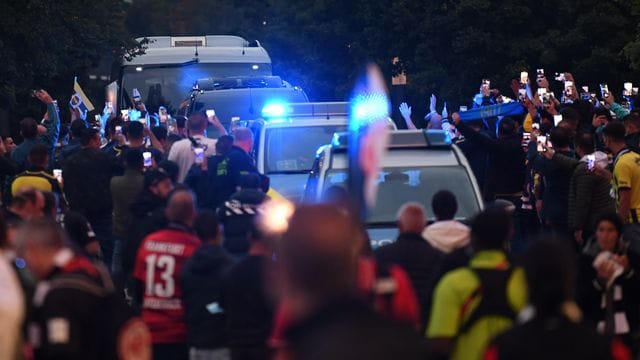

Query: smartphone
left=94, top=115, right=100, bottom=122
left=120, top=109, right=129, bottom=121
left=537, top=88, right=547, bottom=97
left=520, top=71, right=529, bottom=85
left=459, top=105, right=468, bottom=112
left=536, top=69, right=544, bottom=78
left=206, top=109, right=216, bottom=117
left=600, top=84, right=610, bottom=98
left=53, top=169, right=62, bottom=183
left=522, top=132, right=531, bottom=147
left=518, top=88, right=527, bottom=100
left=143, top=152, right=152, bottom=168
left=532, top=123, right=540, bottom=130
left=194, top=148, right=205, bottom=164
left=554, top=72, right=566, bottom=81
left=623, top=82, right=633, bottom=97
left=106, top=101, right=113, bottom=110
left=132, top=88, right=142, bottom=104
left=587, top=154, right=596, bottom=171
left=537, top=135, right=547, bottom=152
left=115, top=126, right=122, bottom=135
left=554, top=114, right=563, bottom=127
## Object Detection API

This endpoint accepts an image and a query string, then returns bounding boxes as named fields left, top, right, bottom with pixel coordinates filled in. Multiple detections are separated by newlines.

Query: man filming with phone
left=12, top=89, right=60, bottom=172
left=168, top=112, right=223, bottom=183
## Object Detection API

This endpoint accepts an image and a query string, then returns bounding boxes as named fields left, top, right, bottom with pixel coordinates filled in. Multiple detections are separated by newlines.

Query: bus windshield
left=121, top=63, right=272, bottom=114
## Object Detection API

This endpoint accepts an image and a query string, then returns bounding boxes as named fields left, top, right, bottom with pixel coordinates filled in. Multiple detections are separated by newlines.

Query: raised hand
left=399, top=102, right=412, bottom=120
left=429, top=94, right=437, bottom=113
left=34, top=90, right=53, bottom=104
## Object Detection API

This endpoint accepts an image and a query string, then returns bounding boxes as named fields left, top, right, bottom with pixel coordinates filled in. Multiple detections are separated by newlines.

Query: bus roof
left=125, top=35, right=271, bottom=66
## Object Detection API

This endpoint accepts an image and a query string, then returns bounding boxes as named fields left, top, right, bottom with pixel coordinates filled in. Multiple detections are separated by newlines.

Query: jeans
left=111, top=236, right=124, bottom=287
left=189, top=348, right=230, bottom=360
left=87, top=215, right=113, bottom=270
left=624, top=223, right=640, bottom=255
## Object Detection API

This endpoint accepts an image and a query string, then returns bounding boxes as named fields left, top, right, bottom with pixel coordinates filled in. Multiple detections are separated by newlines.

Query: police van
left=233, top=102, right=396, bottom=202
left=304, top=130, right=484, bottom=248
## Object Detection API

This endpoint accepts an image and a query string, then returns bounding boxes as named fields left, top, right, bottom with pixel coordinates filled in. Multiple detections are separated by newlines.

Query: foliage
left=0, top=0, right=145, bottom=119
left=4, top=0, right=640, bottom=123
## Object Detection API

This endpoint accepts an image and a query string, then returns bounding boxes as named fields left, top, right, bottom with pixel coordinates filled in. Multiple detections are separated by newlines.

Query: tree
left=0, top=0, right=144, bottom=123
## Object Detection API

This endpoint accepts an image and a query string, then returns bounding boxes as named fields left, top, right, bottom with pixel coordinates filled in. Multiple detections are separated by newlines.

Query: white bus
left=111, top=35, right=274, bottom=115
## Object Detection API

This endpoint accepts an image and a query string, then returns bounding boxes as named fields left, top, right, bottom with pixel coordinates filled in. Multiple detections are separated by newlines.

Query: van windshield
left=324, top=166, right=480, bottom=223
left=265, top=125, right=346, bottom=173
left=121, top=63, right=272, bottom=114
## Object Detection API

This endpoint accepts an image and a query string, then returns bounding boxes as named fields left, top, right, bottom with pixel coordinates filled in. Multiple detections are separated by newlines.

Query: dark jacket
left=528, top=145, right=574, bottom=225
left=29, top=251, right=129, bottom=360
left=285, top=299, right=428, bottom=360
left=626, top=132, right=640, bottom=154
left=181, top=244, right=235, bottom=349
left=219, top=189, right=267, bottom=256
left=221, top=255, right=274, bottom=349
left=577, top=242, right=640, bottom=336
left=110, top=169, right=145, bottom=238
left=62, top=148, right=113, bottom=219
left=457, top=121, right=525, bottom=199
left=487, top=315, right=617, bottom=360
left=552, top=154, right=616, bottom=233
left=456, top=131, right=489, bottom=194
left=122, top=191, right=167, bottom=280
left=57, top=138, right=82, bottom=168
left=185, top=147, right=263, bottom=210
left=374, top=232, right=444, bottom=327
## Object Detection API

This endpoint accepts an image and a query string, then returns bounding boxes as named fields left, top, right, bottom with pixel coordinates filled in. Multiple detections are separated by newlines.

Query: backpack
left=458, top=267, right=517, bottom=334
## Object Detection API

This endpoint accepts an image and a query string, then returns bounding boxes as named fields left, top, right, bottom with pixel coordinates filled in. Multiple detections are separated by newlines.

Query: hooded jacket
left=422, top=220, right=471, bottom=254
left=181, top=244, right=235, bottom=349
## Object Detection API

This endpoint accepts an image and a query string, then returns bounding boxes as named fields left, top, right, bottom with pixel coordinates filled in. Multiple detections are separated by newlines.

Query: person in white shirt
left=0, top=212, right=24, bottom=360
left=169, top=112, right=226, bottom=183
left=422, top=190, right=470, bottom=253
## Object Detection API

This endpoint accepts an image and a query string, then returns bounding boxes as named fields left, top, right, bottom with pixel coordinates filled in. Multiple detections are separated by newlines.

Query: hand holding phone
left=587, top=154, right=596, bottom=171
left=143, top=152, right=152, bottom=168
left=206, top=109, right=216, bottom=117
left=194, top=148, right=205, bottom=164
left=537, top=135, right=547, bottom=153
left=554, top=115, right=563, bottom=127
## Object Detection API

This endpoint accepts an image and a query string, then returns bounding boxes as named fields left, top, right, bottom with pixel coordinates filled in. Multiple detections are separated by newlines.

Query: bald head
left=280, top=204, right=362, bottom=303
left=233, top=127, right=254, bottom=154
left=397, top=202, right=426, bottom=234
left=165, top=189, right=197, bottom=227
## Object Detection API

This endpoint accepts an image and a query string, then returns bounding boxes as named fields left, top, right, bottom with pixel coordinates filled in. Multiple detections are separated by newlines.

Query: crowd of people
left=0, top=67, right=639, bottom=360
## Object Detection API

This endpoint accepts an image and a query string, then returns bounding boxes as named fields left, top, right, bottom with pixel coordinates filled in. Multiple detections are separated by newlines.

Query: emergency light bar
left=331, top=130, right=451, bottom=150
left=261, top=102, right=349, bottom=120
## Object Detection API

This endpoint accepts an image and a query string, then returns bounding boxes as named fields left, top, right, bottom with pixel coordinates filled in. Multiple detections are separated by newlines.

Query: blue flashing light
left=262, top=102, right=289, bottom=118
left=349, top=93, right=390, bottom=132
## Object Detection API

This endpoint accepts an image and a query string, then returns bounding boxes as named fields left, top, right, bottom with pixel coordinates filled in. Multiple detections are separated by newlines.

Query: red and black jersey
left=133, top=224, right=200, bottom=344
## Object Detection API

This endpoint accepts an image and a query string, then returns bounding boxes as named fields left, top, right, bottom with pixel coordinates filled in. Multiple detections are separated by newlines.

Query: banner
left=458, top=102, right=525, bottom=122
left=73, top=77, right=95, bottom=112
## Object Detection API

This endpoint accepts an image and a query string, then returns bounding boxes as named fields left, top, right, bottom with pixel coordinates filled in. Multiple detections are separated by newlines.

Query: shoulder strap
left=458, top=267, right=517, bottom=334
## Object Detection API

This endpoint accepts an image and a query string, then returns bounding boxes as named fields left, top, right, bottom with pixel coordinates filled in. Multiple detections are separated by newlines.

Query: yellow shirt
left=426, top=250, right=527, bottom=360
left=612, top=150, right=640, bottom=222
